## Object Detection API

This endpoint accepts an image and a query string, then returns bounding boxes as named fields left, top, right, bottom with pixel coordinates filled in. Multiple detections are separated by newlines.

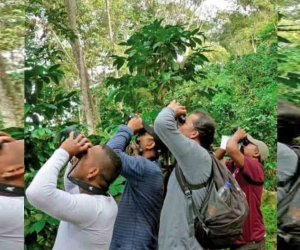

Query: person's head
left=241, top=135, right=268, bottom=164
left=69, top=144, right=122, bottom=190
left=136, top=122, right=167, bottom=159
left=0, top=140, right=24, bottom=187
left=178, top=110, right=215, bottom=150
left=278, top=100, right=300, bottom=144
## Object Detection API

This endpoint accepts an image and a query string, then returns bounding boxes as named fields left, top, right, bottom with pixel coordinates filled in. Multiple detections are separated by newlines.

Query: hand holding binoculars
left=231, top=127, right=250, bottom=145
left=60, top=126, right=87, bottom=159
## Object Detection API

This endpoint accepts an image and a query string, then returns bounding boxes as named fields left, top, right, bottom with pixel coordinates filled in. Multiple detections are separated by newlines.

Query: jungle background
left=1, top=0, right=298, bottom=249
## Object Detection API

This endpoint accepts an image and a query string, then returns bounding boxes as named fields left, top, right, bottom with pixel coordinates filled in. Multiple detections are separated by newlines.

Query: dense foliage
left=23, top=0, right=278, bottom=249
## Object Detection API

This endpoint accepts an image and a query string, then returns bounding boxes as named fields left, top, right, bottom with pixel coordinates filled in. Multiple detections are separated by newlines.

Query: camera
left=60, top=126, right=86, bottom=159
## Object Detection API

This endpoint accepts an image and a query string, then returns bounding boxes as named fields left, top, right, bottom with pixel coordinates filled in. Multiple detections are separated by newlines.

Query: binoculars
left=178, top=115, right=186, bottom=124
left=231, top=127, right=250, bottom=145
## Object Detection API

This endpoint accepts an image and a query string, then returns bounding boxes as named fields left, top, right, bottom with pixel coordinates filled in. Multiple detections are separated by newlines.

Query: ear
left=87, top=167, right=99, bottom=180
left=190, top=130, right=199, bottom=140
left=0, top=165, right=24, bottom=179
left=253, top=151, right=260, bottom=158
left=145, top=140, right=155, bottom=150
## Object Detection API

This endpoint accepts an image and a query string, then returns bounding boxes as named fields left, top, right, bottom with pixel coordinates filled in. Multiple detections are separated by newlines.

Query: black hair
left=278, top=100, right=300, bottom=144
left=99, top=144, right=122, bottom=188
left=192, top=110, right=215, bottom=150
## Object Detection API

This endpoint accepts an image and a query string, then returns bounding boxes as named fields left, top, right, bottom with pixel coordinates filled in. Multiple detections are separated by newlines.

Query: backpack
left=175, top=152, right=249, bottom=249
left=278, top=145, right=300, bottom=246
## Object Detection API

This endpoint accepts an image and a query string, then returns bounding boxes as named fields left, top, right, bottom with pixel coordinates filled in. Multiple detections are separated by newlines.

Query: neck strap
left=67, top=159, right=109, bottom=196
left=67, top=176, right=109, bottom=196
left=0, top=183, right=24, bottom=197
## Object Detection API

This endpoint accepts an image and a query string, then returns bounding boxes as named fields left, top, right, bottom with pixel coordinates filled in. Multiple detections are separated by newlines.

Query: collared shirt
left=226, top=156, right=265, bottom=244
left=107, top=125, right=164, bottom=250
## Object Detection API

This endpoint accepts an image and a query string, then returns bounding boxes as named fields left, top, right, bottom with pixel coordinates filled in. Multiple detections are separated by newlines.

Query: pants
left=230, top=238, right=265, bottom=250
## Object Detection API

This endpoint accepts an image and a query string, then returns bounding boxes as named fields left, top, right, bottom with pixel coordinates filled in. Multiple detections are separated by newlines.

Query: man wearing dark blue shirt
left=107, top=115, right=166, bottom=250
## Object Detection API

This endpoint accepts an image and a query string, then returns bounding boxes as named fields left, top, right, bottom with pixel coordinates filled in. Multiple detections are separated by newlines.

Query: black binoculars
left=178, top=115, right=186, bottom=124
left=231, top=127, right=250, bottom=145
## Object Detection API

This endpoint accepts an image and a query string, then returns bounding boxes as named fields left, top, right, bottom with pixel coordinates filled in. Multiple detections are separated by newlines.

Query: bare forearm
left=214, top=148, right=226, bottom=160
left=226, top=139, right=244, bottom=168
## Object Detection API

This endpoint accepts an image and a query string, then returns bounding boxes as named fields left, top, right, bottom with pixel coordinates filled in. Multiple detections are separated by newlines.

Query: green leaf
left=29, top=220, right=46, bottom=234
left=162, top=72, right=171, bottom=82
left=48, top=64, right=61, bottom=72
left=193, top=37, right=203, bottom=45
left=190, top=28, right=200, bottom=36
left=153, top=42, right=163, bottom=50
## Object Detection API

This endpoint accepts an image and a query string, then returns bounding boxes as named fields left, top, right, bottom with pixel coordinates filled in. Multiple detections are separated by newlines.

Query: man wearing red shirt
left=216, top=128, right=269, bottom=250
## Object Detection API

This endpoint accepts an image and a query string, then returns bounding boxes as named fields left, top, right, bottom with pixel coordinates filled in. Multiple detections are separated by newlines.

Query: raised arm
left=226, top=128, right=246, bottom=168
left=154, top=104, right=211, bottom=184
left=26, top=149, right=101, bottom=227
left=106, top=125, right=146, bottom=180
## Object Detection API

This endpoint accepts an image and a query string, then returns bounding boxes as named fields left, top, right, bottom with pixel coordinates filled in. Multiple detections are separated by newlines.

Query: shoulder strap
left=243, top=175, right=264, bottom=186
left=175, top=165, right=195, bottom=236
left=175, top=165, right=209, bottom=191
left=230, top=157, right=264, bottom=186
left=175, top=165, right=211, bottom=237
left=278, top=145, right=300, bottom=188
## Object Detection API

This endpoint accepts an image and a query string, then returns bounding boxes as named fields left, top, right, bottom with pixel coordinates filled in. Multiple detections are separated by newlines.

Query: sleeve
left=241, top=156, right=264, bottom=183
left=225, top=160, right=234, bottom=172
left=277, top=142, right=298, bottom=182
left=64, top=162, right=79, bottom=193
left=154, top=107, right=212, bottom=185
left=106, top=125, right=146, bottom=180
left=26, top=149, right=102, bottom=227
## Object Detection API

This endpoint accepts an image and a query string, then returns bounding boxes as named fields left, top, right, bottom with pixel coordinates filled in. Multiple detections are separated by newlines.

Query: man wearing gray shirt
left=154, top=100, right=215, bottom=250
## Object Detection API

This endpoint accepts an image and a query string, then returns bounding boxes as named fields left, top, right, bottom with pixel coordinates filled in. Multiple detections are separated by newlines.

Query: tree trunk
left=105, top=0, right=118, bottom=78
left=0, top=52, right=23, bottom=128
left=252, top=12, right=258, bottom=53
left=63, top=0, right=99, bottom=135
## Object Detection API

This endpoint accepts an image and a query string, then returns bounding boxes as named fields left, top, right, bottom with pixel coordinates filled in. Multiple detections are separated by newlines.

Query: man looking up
left=154, top=100, right=215, bottom=250
left=107, top=115, right=165, bottom=250
left=215, top=128, right=268, bottom=250
left=26, top=132, right=122, bottom=250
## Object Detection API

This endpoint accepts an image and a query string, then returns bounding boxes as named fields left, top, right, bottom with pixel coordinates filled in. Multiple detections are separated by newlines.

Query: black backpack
left=175, top=152, right=249, bottom=249
left=278, top=145, right=300, bottom=246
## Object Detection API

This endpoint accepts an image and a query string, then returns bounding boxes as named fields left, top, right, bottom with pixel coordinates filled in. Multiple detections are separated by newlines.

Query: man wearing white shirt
left=26, top=131, right=122, bottom=250
left=0, top=132, right=24, bottom=250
